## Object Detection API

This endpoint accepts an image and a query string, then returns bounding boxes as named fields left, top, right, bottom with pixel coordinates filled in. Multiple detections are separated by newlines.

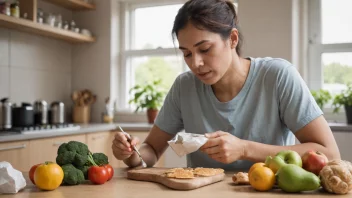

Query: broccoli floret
left=77, top=165, right=90, bottom=180
left=56, top=141, right=89, bottom=166
left=92, top=153, right=109, bottom=166
left=61, top=164, right=85, bottom=185
left=56, top=151, right=75, bottom=165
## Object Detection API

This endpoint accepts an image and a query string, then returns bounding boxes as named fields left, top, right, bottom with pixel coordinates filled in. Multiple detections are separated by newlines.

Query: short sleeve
left=154, top=75, right=184, bottom=135
left=276, top=65, right=323, bottom=133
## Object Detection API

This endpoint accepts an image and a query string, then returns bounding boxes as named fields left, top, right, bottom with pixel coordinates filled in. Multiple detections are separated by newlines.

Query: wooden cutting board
left=127, top=167, right=225, bottom=190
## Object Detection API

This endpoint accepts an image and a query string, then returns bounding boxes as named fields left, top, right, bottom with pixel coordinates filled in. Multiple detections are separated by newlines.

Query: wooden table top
left=1, top=168, right=351, bottom=198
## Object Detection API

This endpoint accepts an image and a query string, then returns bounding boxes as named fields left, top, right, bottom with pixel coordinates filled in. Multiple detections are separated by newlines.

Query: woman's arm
left=242, top=115, right=341, bottom=162
left=123, top=125, right=174, bottom=167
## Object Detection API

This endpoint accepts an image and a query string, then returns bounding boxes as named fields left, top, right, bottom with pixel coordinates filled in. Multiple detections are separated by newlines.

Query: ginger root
left=319, top=159, right=352, bottom=194
left=232, top=172, right=249, bottom=185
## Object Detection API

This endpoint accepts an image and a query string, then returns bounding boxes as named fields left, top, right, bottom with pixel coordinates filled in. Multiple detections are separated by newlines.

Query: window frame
left=117, top=0, right=238, bottom=113
left=118, top=0, right=189, bottom=112
left=308, top=0, right=352, bottom=121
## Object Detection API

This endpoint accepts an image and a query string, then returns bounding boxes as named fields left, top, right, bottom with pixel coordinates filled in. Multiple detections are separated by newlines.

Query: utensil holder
left=73, top=105, right=90, bottom=123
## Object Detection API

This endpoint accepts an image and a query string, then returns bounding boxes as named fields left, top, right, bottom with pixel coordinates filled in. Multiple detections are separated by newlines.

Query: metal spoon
left=118, top=126, right=147, bottom=168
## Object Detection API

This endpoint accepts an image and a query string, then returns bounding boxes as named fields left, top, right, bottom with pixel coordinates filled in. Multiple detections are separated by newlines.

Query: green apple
left=265, top=150, right=302, bottom=174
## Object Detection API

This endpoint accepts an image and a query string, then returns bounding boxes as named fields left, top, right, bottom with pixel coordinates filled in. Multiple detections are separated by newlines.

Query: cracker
left=164, top=168, right=195, bottom=179
left=193, top=168, right=224, bottom=177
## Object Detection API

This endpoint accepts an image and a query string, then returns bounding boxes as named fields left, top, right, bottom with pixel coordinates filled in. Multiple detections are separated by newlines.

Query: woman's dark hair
left=172, top=0, right=243, bottom=56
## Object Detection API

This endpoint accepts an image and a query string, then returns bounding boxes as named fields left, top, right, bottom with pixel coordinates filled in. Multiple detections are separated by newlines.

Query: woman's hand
left=200, top=131, right=246, bottom=164
left=112, top=132, right=140, bottom=160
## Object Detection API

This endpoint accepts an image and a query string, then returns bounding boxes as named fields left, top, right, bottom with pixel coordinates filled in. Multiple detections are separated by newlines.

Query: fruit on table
left=88, top=165, right=109, bottom=184
left=265, top=150, right=302, bottom=173
left=29, top=163, right=41, bottom=185
left=276, top=164, right=321, bottom=193
left=319, top=159, right=352, bottom=194
left=34, top=162, right=64, bottom=191
left=103, top=164, right=114, bottom=181
left=249, top=166, right=275, bottom=191
left=248, top=162, right=265, bottom=178
left=302, top=150, right=328, bottom=175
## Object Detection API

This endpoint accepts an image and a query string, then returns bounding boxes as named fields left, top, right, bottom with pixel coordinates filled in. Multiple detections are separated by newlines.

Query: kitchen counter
left=1, top=169, right=342, bottom=198
left=0, top=123, right=153, bottom=143
left=329, top=122, right=352, bottom=132
left=0, top=122, right=350, bottom=143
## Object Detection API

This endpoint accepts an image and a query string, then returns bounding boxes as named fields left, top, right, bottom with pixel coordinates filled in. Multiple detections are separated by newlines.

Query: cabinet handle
left=0, top=144, right=26, bottom=151
left=53, top=142, right=65, bottom=146
left=92, top=135, right=105, bottom=140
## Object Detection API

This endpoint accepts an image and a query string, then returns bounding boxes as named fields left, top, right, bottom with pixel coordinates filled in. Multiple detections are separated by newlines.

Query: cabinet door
left=117, top=131, right=165, bottom=168
left=87, top=131, right=115, bottom=167
left=29, top=134, right=86, bottom=165
left=0, top=140, right=30, bottom=171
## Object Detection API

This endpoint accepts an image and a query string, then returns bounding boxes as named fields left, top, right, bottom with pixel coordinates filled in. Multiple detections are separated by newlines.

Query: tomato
left=34, top=162, right=64, bottom=191
left=29, top=163, right=41, bottom=185
left=88, top=166, right=109, bottom=184
left=103, top=164, right=114, bottom=181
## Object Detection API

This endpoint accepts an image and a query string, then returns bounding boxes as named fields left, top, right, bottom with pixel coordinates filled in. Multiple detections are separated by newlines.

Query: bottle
left=10, top=0, right=20, bottom=18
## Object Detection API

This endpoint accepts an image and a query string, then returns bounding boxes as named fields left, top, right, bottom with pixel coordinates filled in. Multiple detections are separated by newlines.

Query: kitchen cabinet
left=87, top=131, right=118, bottom=168
left=0, top=140, right=30, bottom=171
left=117, top=131, right=165, bottom=168
left=29, top=134, right=86, bottom=168
left=0, top=0, right=95, bottom=43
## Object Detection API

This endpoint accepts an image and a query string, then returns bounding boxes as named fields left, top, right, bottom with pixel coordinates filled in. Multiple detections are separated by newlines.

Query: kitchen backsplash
left=0, top=28, right=72, bottom=108
left=0, top=0, right=74, bottom=111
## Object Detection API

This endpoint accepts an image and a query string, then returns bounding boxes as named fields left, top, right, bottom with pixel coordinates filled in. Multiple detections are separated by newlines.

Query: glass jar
left=10, top=1, right=20, bottom=18
left=37, top=8, right=44, bottom=23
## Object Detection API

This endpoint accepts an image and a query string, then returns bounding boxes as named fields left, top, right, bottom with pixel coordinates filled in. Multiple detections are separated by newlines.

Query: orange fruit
left=249, top=166, right=275, bottom=191
left=34, top=162, right=63, bottom=191
left=248, top=162, right=265, bottom=177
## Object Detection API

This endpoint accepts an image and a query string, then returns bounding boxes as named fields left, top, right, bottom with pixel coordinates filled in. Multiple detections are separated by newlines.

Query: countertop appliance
left=50, top=101, right=65, bottom=124
left=34, top=100, right=48, bottom=125
left=0, top=98, right=12, bottom=129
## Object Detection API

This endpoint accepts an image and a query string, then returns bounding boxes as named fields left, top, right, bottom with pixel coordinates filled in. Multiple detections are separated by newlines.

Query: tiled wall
left=0, top=0, right=74, bottom=115
left=0, top=28, right=72, bottom=108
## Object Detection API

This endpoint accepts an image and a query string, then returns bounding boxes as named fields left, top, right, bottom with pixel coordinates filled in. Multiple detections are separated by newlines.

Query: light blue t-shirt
left=154, top=57, right=322, bottom=170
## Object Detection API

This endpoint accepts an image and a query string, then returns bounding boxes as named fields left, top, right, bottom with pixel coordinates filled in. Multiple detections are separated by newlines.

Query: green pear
left=266, top=156, right=287, bottom=173
left=265, top=150, right=302, bottom=174
left=276, top=164, right=321, bottom=193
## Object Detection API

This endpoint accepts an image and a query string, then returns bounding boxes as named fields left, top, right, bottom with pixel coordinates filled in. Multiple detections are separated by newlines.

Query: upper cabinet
left=0, top=0, right=96, bottom=43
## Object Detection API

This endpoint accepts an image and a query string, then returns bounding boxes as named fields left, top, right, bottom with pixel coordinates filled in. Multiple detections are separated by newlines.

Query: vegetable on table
left=87, top=153, right=109, bottom=184
left=61, top=164, right=85, bottom=185
left=319, top=159, right=352, bottom=194
left=55, top=141, right=111, bottom=185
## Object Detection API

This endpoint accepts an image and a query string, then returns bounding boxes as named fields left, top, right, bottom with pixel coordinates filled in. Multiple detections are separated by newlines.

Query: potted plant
left=129, top=79, right=166, bottom=124
left=311, top=89, right=332, bottom=110
left=332, top=83, right=352, bottom=124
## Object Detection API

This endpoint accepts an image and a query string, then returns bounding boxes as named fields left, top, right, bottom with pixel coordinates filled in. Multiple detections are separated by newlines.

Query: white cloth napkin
left=168, top=132, right=208, bottom=157
left=0, top=161, right=26, bottom=194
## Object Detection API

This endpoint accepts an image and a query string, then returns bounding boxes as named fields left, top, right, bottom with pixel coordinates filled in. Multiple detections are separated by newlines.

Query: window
left=118, top=1, right=187, bottom=110
left=118, top=0, right=239, bottom=111
left=308, top=0, right=352, bottom=105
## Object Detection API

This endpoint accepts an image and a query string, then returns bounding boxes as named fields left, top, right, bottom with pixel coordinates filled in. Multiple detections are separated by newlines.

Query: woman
left=112, top=0, right=340, bottom=170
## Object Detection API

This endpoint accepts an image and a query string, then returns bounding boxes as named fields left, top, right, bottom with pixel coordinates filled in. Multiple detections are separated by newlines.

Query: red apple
left=302, top=150, right=328, bottom=175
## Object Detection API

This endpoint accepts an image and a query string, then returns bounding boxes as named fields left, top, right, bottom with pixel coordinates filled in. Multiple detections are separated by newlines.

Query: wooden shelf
left=0, top=14, right=95, bottom=43
left=41, top=0, right=96, bottom=11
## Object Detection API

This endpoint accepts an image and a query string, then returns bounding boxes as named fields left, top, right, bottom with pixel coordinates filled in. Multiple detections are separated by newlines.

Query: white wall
left=72, top=0, right=119, bottom=122
left=0, top=0, right=73, bottom=114
left=238, top=0, right=300, bottom=67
